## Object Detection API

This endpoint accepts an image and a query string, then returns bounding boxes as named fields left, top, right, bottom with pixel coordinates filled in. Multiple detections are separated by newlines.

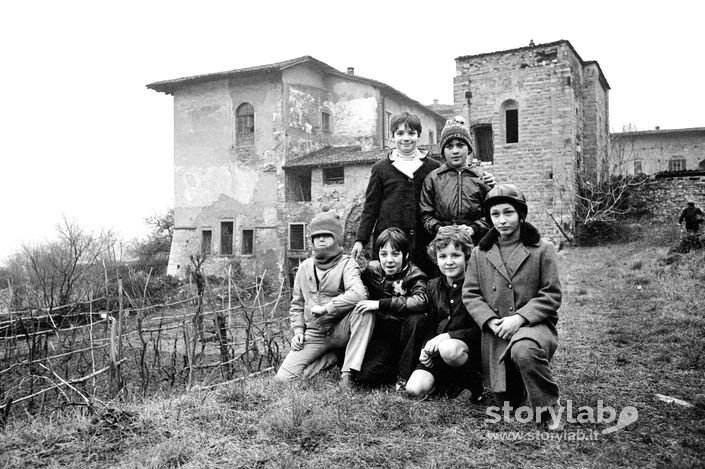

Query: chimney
left=433, top=99, right=439, bottom=105
left=347, top=67, right=354, bottom=75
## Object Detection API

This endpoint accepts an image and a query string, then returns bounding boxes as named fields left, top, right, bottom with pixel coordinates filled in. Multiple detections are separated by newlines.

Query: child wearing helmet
left=462, top=184, right=564, bottom=430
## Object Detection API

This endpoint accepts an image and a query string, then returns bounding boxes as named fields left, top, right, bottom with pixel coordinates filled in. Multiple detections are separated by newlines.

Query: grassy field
left=2, top=230, right=704, bottom=468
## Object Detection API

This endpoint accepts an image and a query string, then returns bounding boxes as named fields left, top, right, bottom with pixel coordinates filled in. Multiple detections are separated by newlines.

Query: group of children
left=275, top=112, right=564, bottom=430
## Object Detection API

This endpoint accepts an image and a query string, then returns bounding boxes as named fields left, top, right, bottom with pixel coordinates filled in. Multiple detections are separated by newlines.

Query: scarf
left=312, top=243, right=344, bottom=270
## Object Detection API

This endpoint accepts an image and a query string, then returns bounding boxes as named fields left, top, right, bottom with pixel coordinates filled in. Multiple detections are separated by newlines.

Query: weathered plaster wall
left=167, top=75, right=285, bottom=278
left=454, top=42, right=582, bottom=243
left=612, top=131, right=705, bottom=175
left=327, top=76, right=380, bottom=150
left=279, top=164, right=372, bottom=276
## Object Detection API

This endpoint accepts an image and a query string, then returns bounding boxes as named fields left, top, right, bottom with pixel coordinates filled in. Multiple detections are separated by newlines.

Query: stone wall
left=632, top=175, right=705, bottom=224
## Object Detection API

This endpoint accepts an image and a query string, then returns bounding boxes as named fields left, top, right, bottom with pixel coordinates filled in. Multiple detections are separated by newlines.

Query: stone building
left=611, top=127, right=705, bottom=176
left=452, top=40, right=610, bottom=242
left=147, top=56, right=445, bottom=280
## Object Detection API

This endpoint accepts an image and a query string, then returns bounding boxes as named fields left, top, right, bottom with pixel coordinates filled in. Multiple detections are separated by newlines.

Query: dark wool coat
left=462, top=223, right=561, bottom=393
left=355, top=149, right=440, bottom=273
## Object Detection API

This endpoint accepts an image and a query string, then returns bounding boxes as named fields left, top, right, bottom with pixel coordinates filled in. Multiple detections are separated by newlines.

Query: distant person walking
left=679, top=199, right=704, bottom=234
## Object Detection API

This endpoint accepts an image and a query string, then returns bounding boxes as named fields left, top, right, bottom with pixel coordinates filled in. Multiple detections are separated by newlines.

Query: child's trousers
left=497, top=338, right=559, bottom=409
left=275, top=309, right=375, bottom=382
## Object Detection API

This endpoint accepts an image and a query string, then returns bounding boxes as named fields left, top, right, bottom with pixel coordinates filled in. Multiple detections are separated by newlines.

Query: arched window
left=236, top=103, right=255, bottom=146
left=501, top=100, right=519, bottom=144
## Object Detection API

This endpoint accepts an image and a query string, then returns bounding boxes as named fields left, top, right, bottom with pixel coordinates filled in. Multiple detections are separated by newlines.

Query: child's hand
left=351, top=241, right=364, bottom=259
left=482, top=171, right=497, bottom=188
left=423, top=333, right=450, bottom=356
left=494, top=315, right=528, bottom=340
left=353, top=300, right=379, bottom=314
left=419, top=349, right=434, bottom=368
left=457, top=224, right=475, bottom=238
left=487, top=318, right=502, bottom=335
left=291, top=332, right=305, bottom=351
left=310, top=304, right=326, bottom=317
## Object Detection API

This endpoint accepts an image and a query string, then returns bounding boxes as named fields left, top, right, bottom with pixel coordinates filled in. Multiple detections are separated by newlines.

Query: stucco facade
left=147, top=57, right=444, bottom=280
left=611, top=127, right=705, bottom=176
left=452, top=40, right=610, bottom=243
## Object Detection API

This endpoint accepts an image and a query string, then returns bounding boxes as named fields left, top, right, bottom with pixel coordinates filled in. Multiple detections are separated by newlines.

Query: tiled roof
left=146, top=56, right=445, bottom=121
left=283, top=145, right=442, bottom=168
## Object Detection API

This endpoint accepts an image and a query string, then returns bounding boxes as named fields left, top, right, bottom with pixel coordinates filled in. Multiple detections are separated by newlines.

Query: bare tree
left=20, top=217, right=114, bottom=308
left=575, top=133, right=647, bottom=225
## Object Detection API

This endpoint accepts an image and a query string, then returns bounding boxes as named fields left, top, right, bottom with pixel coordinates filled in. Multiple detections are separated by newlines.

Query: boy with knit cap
left=275, top=208, right=373, bottom=387
left=420, top=116, right=495, bottom=246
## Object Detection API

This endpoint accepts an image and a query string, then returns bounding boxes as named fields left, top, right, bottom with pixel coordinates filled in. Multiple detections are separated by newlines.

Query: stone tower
left=454, top=40, right=610, bottom=242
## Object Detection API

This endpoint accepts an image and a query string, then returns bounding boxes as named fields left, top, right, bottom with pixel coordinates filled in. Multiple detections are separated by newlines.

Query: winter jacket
left=462, top=223, right=561, bottom=393
left=419, top=163, right=491, bottom=245
left=355, top=149, right=440, bottom=272
left=362, top=260, right=428, bottom=321
left=425, top=275, right=480, bottom=346
left=290, top=255, right=367, bottom=335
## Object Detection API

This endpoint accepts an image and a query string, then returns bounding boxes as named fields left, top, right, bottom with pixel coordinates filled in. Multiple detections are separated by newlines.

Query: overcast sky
left=1, top=0, right=702, bottom=261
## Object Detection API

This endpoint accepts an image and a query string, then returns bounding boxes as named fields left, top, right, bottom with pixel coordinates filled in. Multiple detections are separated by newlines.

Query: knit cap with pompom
left=309, top=206, right=344, bottom=245
left=439, top=116, right=473, bottom=153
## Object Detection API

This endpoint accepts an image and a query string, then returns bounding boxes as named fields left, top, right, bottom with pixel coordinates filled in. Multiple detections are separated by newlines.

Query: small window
left=236, top=103, right=255, bottom=146
left=220, top=222, right=233, bottom=255
left=323, top=166, right=344, bottom=185
left=633, top=160, right=643, bottom=175
left=386, top=111, right=393, bottom=138
left=321, top=111, right=331, bottom=132
left=241, top=229, right=254, bottom=256
left=473, top=125, right=494, bottom=163
left=505, top=109, right=518, bottom=143
left=285, top=169, right=312, bottom=201
left=201, top=230, right=212, bottom=256
left=289, top=223, right=306, bottom=251
left=669, top=158, right=686, bottom=172
left=428, top=130, right=435, bottom=144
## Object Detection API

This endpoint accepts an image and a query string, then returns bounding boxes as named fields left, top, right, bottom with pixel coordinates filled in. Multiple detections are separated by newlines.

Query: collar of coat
left=478, top=222, right=542, bottom=251
left=436, top=163, right=483, bottom=177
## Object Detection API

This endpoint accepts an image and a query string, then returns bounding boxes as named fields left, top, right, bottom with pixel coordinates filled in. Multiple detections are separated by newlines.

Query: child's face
left=312, top=234, right=335, bottom=248
left=436, top=242, right=466, bottom=282
left=379, top=241, right=405, bottom=276
left=443, top=139, right=470, bottom=169
left=392, top=123, right=419, bottom=153
left=489, top=203, right=520, bottom=238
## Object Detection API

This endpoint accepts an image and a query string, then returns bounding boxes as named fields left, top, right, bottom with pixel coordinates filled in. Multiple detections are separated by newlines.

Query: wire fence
left=0, top=270, right=291, bottom=425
